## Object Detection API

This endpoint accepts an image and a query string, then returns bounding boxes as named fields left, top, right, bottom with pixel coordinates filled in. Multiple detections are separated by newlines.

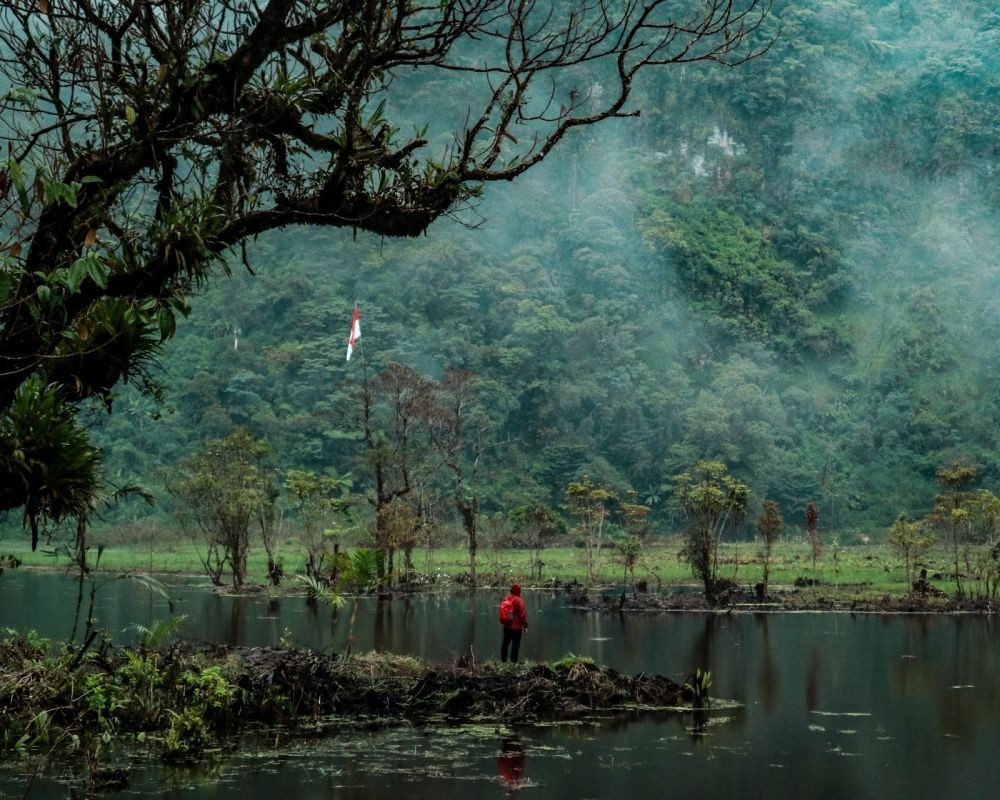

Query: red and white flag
left=346, top=304, right=361, bottom=361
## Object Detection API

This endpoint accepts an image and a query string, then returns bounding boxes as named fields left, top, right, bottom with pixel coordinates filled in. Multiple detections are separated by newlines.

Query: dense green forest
left=33, top=0, right=1000, bottom=541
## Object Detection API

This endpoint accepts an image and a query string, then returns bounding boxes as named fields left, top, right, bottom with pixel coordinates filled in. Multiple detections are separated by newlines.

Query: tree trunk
left=459, top=500, right=477, bottom=586
left=952, top=525, right=963, bottom=599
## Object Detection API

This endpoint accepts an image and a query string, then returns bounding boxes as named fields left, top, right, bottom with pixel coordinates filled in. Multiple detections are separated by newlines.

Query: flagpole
left=355, top=299, right=361, bottom=357
left=347, top=299, right=371, bottom=442
left=355, top=299, right=365, bottom=370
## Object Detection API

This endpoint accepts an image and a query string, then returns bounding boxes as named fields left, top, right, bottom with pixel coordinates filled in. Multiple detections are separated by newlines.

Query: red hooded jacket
left=502, top=584, right=528, bottom=631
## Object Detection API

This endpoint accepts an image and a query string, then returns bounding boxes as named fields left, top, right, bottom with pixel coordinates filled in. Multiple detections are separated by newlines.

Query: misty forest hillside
left=86, top=0, right=999, bottom=536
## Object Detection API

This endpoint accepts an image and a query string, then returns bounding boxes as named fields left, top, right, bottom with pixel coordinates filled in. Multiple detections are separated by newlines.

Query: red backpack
left=499, top=596, right=516, bottom=625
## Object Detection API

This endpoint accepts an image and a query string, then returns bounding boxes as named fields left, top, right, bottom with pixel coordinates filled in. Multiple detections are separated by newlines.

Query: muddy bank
left=227, top=573, right=994, bottom=614
left=229, top=646, right=686, bottom=721
left=568, top=585, right=996, bottom=614
left=0, top=636, right=689, bottom=774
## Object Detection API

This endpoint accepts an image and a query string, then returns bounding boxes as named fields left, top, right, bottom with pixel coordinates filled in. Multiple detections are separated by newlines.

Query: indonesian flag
left=346, top=304, right=361, bottom=361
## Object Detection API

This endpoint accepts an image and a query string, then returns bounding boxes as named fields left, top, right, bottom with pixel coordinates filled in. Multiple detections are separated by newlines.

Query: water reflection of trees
left=462, top=591, right=477, bottom=662
left=262, top=597, right=281, bottom=645
left=537, top=710, right=715, bottom=740
left=756, top=615, right=779, bottom=713
left=368, top=591, right=480, bottom=661
left=690, top=613, right=717, bottom=671
left=805, top=648, right=821, bottom=714
left=229, top=596, right=247, bottom=644
left=893, top=616, right=1000, bottom=740
left=686, top=614, right=746, bottom=717
left=374, top=597, right=392, bottom=652
left=371, top=596, right=418, bottom=654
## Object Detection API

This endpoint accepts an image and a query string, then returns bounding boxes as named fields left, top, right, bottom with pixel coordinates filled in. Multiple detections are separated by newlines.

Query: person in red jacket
left=499, top=583, right=528, bottom=663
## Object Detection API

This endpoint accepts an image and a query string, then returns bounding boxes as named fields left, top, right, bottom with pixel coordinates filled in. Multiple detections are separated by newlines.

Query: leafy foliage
left=672, top=461, right=750, bottom=600
left=887, top=515, right=935, bottom=588
left=164, top=428, right=277, bottom=587
left=755, top=499, right=784, bottom=596
left=0, top=378, right=102, bottom=549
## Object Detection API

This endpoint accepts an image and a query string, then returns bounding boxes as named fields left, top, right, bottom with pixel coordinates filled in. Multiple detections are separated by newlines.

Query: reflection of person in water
left=496, top=735, right=525, bottom=792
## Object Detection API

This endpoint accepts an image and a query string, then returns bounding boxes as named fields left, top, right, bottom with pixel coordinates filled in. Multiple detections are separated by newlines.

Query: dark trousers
left=501, top=628, right=523, bottom=663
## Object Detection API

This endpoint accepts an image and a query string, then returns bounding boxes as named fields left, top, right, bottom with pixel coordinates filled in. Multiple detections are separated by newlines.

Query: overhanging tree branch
left=0, top=0, right=771, bottom=535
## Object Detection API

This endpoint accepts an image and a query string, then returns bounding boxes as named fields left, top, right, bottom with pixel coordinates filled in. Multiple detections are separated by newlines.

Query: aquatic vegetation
left=0, top=553, right=22, bottom=574
left=0, top=633, right=690, bottom=777
left=549, top=654, right=596, bottom=671
left=683, top=669, right=712, bottom=709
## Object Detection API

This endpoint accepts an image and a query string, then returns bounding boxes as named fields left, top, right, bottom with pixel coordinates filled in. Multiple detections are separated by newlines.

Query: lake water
left=1, top=571, right=997, bottom=798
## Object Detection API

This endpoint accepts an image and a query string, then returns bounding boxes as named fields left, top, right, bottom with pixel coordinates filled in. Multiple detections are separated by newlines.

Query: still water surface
left=1, top=571, right=997, bottom=798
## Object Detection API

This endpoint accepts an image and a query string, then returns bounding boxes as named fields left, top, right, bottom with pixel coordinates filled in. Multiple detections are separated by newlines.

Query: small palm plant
left=340, top=549, right=379, bottom=656
left=128, top=615, right=189, bottom=653
left=683, top=668, right=712, bottom=709
left=296, top=548, right=379, bottom=657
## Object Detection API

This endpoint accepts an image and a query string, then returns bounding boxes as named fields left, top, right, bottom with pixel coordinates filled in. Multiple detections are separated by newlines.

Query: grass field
left=0, top=531, right=965, bottom=599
